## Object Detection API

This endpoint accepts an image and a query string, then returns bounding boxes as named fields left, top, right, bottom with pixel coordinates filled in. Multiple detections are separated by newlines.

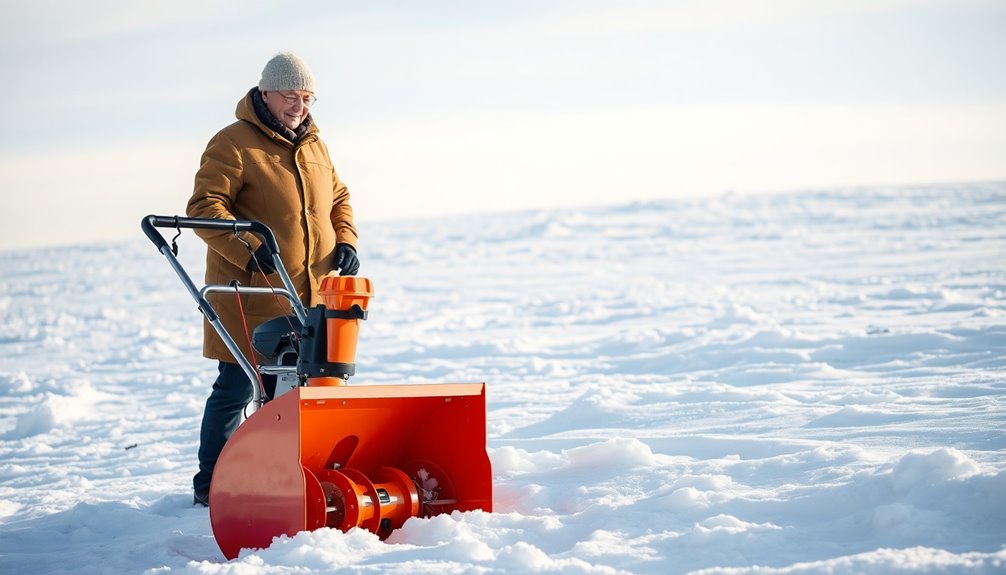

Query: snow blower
left=142, top=215, right=492, bottom=559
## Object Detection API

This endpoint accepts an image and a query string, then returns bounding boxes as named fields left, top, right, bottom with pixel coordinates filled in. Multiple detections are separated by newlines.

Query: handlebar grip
left=141, top=215, right=280, bottom=254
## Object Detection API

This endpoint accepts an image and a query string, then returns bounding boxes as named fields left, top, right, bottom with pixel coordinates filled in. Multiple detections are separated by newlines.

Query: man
left=186, top=52, right=359, bottom=507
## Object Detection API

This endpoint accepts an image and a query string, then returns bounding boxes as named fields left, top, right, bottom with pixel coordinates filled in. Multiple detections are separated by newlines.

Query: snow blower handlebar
left=142, top=214, right=278, bottom=253
left=142, top=215, right=307, bottom=323
left=141, top=214, right=308, bottom=408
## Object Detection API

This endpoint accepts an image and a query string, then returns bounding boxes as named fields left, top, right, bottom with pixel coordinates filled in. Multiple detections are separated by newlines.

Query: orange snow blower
left=142, top=216, right=492, bottom=560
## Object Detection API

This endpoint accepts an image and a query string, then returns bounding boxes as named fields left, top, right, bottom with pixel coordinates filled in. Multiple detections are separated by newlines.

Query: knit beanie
left=258, top=52, right=316, bottom=92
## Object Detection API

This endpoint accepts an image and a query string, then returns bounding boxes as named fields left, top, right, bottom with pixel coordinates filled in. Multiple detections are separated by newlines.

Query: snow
left=1, top=183, right=1005, bottom=574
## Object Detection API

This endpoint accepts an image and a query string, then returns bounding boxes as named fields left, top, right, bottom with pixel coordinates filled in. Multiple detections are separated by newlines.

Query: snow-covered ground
left=1, top=183, right=1004, bottom=574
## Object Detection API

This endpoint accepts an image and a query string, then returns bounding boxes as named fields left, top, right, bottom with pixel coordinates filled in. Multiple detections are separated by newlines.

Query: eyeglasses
left=274, top=92, right=317, bottom=107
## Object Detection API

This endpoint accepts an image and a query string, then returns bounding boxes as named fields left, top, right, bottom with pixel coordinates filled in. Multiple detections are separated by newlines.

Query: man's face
left=262, top=90, right=316, bottom=130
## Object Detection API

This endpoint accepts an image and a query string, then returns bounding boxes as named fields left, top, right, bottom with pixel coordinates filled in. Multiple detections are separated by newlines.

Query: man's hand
left=335, top=244, right=359, bottom=276
left=246, top=244, right=277, bottom=274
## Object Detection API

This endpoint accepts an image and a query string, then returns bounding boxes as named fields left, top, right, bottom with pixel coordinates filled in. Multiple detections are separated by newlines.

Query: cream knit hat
left=258, top=52, right=316, bottom=92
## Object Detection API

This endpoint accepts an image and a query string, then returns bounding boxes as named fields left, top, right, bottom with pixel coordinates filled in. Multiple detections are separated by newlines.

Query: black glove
left=246, top=244, right=277, bottom=275
left=335, top=244, right=359, bottom=276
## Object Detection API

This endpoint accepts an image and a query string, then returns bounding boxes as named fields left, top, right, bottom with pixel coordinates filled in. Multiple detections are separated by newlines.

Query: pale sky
left=1, top=0, right=1004, bottom=249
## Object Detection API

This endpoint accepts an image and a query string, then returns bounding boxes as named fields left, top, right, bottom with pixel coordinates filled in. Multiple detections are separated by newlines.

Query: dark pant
left=193, top=361, right=275, bottom=493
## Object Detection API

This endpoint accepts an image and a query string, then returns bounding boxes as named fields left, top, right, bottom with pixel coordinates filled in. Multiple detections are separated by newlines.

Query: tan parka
left=187, top=88, right=358, bottom=363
